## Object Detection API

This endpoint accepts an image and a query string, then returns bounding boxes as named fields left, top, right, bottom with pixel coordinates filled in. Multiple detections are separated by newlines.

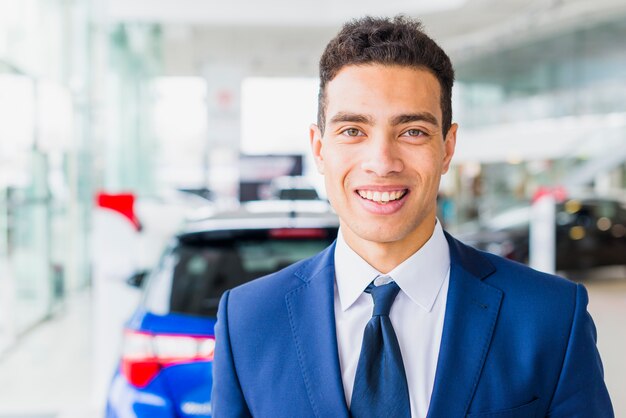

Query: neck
left=341, top=217, right=437, bottom=274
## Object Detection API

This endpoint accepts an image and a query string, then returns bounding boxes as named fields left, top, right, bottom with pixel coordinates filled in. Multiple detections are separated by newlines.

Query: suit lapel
left=427, top=234, right=503, bottom=418
left=285, top=243, right=350, bottom=418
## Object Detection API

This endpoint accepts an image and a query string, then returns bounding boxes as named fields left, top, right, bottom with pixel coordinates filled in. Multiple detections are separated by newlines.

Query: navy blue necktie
left=350, top=280, right=411, bottom=418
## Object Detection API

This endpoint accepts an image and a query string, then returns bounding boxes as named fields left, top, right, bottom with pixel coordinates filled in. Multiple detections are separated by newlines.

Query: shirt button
left=374, top=275, right=393, bottom=286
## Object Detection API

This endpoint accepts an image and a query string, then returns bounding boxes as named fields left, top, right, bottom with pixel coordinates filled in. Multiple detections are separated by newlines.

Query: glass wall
left=103, top=24, right=162, bottom=194
left=0, top=0, right=93, bottom=353
left=456, top=18, right=626, bottom=127
left=449, top=15, right=626, bottom=224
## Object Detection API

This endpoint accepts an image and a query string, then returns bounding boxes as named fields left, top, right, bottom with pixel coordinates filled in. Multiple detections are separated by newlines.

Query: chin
left=353, top=224, right=412, bottom=244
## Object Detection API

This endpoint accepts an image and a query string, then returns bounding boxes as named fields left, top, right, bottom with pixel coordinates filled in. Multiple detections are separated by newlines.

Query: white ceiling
left=107, top=0, right=626, bottom=75
left=434, top=0, right=626, bottom=61
left=106, top=0, right=468, bottom=26
left=106, top=0, right=626, bottom=44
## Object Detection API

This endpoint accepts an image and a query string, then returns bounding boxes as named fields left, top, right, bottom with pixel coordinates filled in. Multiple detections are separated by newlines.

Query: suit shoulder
left=483, top=250, right=576, bottom=293
left=225, top=245, right=332, bottom=311
left=474, top=250, right=581, bottom=327
left=448, top=236, right=578, bottom=316
left=218, top=250, right=331, bottom=342
left=450, top=234, right=575, bottom=294
left=228, top=241, right=335, bottom=299
left=229, top=256, right=308, bottom=298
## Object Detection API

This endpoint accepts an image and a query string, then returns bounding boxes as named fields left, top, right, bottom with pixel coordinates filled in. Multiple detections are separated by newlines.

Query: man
left=212, top=16, right=613, bottom=417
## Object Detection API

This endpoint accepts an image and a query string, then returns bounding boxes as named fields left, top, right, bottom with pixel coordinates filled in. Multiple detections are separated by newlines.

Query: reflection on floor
left=0, top=291, right=99, bottom=418
left=586, top=277, right=626, bottom=415
left=0, top=275, right=624, bottom=418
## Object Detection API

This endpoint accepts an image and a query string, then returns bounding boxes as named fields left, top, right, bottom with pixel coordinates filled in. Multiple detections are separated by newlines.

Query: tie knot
left=366, top=279, right=401, bottom=316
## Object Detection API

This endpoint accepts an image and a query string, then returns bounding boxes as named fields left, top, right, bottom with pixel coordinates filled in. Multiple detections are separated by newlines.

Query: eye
left=402, top=129, right=426, bottom=137
left=341, top=128, right=363, bottom=137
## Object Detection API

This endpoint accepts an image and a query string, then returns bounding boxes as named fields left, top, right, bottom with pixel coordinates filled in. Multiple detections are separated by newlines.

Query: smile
left=356, top=189, right=408, bottom=204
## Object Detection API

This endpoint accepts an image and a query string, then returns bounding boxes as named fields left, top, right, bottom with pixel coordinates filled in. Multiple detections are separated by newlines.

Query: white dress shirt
left=333, top=221, right=450, bottom=418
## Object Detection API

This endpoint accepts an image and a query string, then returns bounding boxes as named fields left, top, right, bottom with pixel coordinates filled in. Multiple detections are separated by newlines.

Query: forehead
left=324, top=64, right=443, bottom=123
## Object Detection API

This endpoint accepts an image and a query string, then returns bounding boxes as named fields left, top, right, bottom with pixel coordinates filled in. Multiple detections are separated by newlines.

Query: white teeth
left=358, top=190, right=406, bottom=204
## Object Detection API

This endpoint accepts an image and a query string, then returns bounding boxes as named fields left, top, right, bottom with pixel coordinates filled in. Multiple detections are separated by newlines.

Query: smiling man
left=311, top=63, right=455, bottom=274
left=212, top=16, right=613, bottom=418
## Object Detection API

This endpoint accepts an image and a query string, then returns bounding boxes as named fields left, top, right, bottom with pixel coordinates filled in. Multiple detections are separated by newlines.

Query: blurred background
left=0, top=0, right=625, bottom=417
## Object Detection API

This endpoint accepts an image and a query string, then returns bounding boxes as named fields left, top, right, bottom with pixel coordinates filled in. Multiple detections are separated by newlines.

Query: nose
left=360, top=136, right=404, bottom=177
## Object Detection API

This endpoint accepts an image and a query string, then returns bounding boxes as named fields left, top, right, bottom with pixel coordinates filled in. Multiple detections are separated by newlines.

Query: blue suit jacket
left=212, top=233, right=613, bottom=417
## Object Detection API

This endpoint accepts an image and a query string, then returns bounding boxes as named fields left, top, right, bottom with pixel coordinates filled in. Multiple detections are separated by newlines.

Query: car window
left=618, top=205, right=626, bottom=223
left=558, top=200, right=615, bottom=227
left=143, top=229, right=336, bottom=317
left=278, top=188, right=319, bottom=200
left=590, top=200, right=616, bottom=219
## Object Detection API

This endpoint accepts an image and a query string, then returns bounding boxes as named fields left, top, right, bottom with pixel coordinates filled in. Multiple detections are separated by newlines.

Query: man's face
left=310, top=64, right=457, bottom=252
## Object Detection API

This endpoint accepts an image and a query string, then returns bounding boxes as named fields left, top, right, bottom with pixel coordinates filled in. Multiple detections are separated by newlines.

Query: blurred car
left=106, top=201, right=339, bottom=418
left=457, top=195, right=626, bottom=271
left=267, top=176, right=320, bottom=200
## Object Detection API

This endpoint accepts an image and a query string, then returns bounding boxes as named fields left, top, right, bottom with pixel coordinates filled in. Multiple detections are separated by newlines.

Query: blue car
left=106, top=201, right=339, bottom=417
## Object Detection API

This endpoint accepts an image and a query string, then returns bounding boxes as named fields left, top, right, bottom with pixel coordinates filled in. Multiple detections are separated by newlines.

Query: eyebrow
left=328, top=111, right=440, bottom=127
left=328, top=112, right=373, bottom=125
left=390, top=112, right=439, bottom=127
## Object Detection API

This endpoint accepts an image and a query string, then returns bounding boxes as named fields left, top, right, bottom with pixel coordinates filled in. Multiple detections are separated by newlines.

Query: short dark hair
left=317, top=15, right=455, bottom=136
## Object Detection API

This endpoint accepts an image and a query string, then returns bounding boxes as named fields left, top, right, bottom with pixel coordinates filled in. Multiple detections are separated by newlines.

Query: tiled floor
left=0, top=277, right=624, bottom=418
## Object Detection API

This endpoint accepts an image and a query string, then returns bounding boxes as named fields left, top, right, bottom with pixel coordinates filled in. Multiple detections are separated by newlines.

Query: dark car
left=457, top=196, right=626, bottom=272
left=267, top=176, right=321, bottom=201
left=106, top=200, right=339, bottom=418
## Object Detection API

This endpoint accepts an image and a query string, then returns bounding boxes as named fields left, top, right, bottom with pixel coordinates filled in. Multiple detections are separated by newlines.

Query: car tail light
left=269, top=228, right=327, bottom=239
left=121, top=330, right=215, bottom=388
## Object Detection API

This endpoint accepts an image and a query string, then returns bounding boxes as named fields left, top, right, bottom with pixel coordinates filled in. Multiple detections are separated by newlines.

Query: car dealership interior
left=1, top=0, right=625, bottom=416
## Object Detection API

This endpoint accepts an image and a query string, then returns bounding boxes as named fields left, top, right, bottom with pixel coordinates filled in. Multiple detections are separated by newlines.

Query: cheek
left=322, top=147, right=351, bottom=176
left=419, top=147, right=446, bottom=173
left=322, top=151, right=354, bottom=195
left=410, top=157, right=445, bottom=190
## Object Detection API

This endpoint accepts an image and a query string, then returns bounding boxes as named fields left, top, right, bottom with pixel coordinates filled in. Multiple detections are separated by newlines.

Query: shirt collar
left=334, top=220, right=450, bottom=313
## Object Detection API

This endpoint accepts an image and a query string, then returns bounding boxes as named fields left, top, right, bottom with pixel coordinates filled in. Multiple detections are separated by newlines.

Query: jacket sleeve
left=547, top=284, right=614, bottom=417
left=211, top=290, right=253, bottom=418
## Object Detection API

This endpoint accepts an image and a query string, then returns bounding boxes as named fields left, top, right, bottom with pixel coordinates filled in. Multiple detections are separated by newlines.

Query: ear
left=309, top=123, right=325, bottom=174
left=441, top=123, right=458, bottom=174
